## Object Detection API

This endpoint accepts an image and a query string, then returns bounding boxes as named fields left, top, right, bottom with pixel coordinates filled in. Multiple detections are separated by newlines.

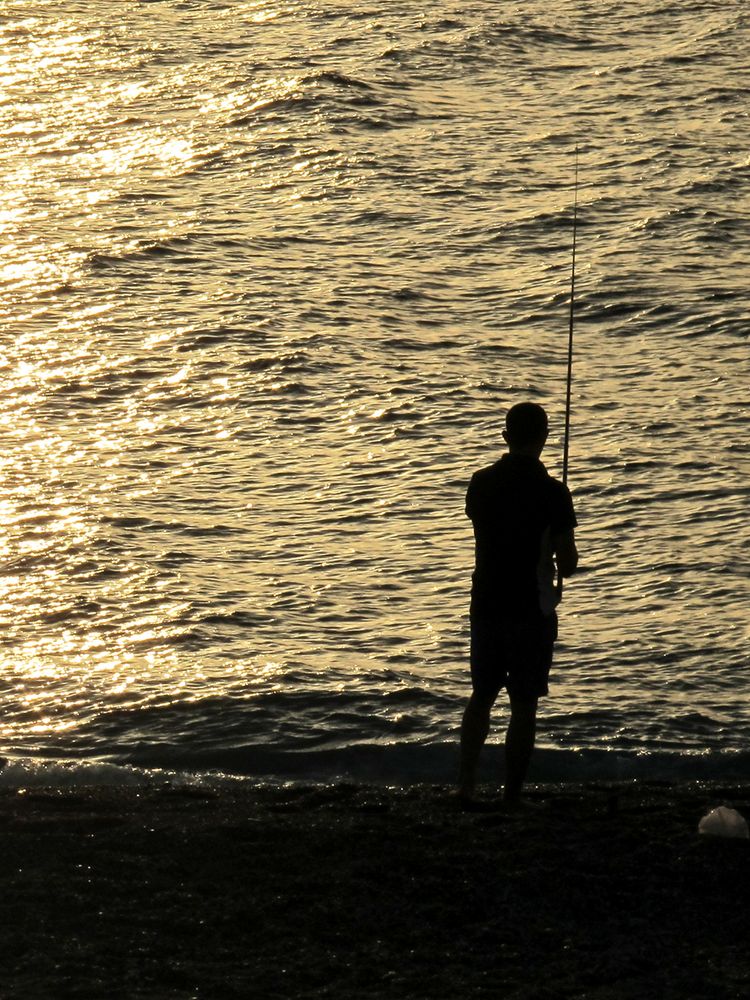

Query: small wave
left=4, top=745, right=749, bottom=788
left=227, top=95, right=316, bottom=126
left=86, top=235, right=195, bottom=269
left=698, top=85, right=750, bottom=105
left=483, top=207, right=581, bottom=243
left=240, top=351, right=310, bottom=373
left=0, top=758, right=149, bottom=789
left=303, top=70, right=375, bottom=92
left=103, top=515, right=188, bottom=533
left=196, top=610, right=273, bottom=628
left=0, top=757, right=206, bottom=790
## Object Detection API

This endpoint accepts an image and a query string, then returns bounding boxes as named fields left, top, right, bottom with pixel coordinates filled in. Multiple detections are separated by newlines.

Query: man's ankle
left=457, top=781, right=476, bottom=800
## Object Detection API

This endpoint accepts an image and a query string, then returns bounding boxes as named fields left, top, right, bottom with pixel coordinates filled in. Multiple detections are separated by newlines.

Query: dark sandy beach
left=1, top=780, right=748, bottom=999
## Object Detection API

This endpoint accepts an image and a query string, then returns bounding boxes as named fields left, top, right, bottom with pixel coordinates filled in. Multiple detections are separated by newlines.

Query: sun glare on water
left=0, top=0, right=748, bottom=769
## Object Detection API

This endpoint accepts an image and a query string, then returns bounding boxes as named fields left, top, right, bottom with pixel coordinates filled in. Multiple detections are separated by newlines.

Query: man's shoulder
left=470, top=461, right=501, bottom=484
left=467, top=460, right=506, bottom=498
left=545, top=474, right=568, bottom=496
left=466, top=462, right=503, bottom=518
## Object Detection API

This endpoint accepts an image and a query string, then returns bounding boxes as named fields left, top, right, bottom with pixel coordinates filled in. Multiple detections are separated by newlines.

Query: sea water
left=1, top=0, right=748, bottom=786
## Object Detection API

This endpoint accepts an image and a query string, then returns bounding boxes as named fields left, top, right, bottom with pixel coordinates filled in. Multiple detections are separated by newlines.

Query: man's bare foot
left=501, top=796, right=548, bottom=813
left=454, top=790, right=501, bottom=813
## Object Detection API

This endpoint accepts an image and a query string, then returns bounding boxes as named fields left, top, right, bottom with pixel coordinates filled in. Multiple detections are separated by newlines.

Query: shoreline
left=4, top=744, right=750, bottom=791
left=2, top=780, right=749, bottom=998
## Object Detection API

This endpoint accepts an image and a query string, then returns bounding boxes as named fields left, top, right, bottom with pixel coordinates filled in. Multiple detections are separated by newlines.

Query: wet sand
left=1, top=781, right=748, bottom=999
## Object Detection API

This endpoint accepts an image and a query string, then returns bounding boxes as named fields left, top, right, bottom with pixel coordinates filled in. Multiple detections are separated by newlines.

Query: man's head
left=503, top=402, right=548, bottom=456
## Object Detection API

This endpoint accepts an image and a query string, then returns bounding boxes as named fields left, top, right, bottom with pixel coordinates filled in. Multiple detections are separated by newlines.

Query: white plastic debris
left=698, top=805, right=749, bottom=839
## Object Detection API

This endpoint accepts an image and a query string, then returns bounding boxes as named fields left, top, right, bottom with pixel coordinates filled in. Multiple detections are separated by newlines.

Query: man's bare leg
left=503, top=695, right=538, bottom=805
left=458, top=691, right=495, bottom=799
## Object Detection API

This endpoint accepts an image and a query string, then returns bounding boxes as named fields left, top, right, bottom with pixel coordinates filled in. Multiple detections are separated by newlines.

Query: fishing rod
left=557, top=147, right=578, bottom=599
left=562, top=145, right=579, bottom=488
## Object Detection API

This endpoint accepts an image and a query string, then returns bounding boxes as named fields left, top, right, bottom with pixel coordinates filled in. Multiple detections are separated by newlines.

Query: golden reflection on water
left=0, top=0, right=747, bottom=767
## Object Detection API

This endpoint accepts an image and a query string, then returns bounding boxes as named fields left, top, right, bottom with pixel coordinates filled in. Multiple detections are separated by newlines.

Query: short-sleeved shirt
left=466, top=454, right=577, bottom=619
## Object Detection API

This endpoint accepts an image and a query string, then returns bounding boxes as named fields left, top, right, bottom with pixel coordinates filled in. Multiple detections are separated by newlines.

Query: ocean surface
left=1, top=0, right=748, bottom=787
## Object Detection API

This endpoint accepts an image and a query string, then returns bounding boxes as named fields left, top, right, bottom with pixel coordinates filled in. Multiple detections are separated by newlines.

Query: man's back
left=467, top=454, right=575, bottom=617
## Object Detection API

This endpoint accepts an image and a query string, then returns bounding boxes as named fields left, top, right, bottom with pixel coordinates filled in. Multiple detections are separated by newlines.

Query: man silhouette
left=458, top=402, right=578, bottom=806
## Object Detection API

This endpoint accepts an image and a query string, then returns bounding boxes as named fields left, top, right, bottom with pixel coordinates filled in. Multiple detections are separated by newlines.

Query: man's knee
left=509, top=695, right=538, bottom=722
left=467, top=689, right=496, bottom=717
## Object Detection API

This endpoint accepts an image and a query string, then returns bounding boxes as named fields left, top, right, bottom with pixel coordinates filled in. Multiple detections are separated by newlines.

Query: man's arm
left=553, top=528, right=578, bottom=578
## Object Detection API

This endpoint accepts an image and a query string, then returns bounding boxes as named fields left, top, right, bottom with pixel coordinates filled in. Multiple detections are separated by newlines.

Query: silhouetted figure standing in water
left=459, top=402, right=578, bottom=806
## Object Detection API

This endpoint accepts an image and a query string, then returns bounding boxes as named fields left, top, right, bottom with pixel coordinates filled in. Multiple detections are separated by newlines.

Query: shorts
left=470, top=611, right=558, bottom=702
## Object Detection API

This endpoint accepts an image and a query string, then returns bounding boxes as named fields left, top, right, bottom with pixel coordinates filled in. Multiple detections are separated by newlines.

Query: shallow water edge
left=3, top=743, right=750, bottom=791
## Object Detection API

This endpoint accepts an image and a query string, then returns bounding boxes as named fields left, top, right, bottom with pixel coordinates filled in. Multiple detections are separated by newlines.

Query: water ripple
left=0, top=0, right=748, bottom=776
